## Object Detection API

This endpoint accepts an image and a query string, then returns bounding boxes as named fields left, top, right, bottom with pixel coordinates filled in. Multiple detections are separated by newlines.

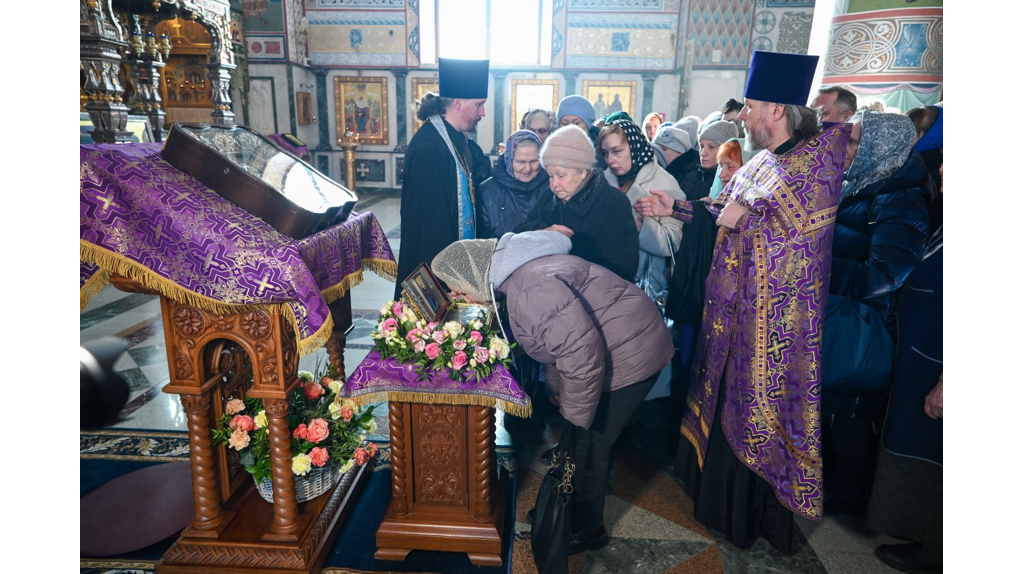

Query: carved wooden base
left=375, top=403, right=507, bottom=567
left=374, top=470, right=507, bottom=566
left=156, top=461, right=370, bottom=574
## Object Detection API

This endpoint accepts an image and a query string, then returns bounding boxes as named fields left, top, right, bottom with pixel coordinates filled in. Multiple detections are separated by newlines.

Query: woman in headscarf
left=822, top=110, right=934, bottom=515
left=477, top=130, right=550, bottom=239
left=642, top=112, right=663, bottom=142
left=517, top=125, right=639, bottom=282
left=598, top=118, right=685, bottom=303
left=520, top=108, right=557, bottom=143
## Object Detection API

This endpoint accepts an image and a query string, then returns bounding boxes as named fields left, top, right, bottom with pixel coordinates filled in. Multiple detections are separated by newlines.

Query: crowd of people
left=398, top=53, right=942, bottom=573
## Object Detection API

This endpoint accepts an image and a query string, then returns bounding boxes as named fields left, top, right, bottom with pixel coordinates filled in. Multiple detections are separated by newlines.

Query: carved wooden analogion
left=109, top=276, right=365, bottom=574
left=375, top=403, right=507, bottom=567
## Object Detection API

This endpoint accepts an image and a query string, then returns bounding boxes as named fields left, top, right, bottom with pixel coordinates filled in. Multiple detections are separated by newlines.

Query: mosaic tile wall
left=687, top=0, right=755, bottom=68
left=749, top=0, right=816, bottom=56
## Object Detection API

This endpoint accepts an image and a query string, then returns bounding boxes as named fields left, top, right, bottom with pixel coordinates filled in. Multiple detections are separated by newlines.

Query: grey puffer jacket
left=496, top=254, right=673, bottom=429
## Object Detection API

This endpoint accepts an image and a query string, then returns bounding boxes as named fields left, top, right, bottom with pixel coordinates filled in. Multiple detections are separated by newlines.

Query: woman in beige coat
left=598, top=119, right=685, bottom=302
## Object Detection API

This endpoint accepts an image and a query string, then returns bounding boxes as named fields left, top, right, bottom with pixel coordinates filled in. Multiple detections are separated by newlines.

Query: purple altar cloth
left=343, top=351, right=532, bottom=418
left=268, top=133, right=310, bottom=157
left=80, top=143, right=396, bottom=356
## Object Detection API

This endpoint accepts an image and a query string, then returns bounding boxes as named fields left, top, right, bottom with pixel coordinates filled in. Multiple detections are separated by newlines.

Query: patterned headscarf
left=610, top=119, right=655, bottom=183
left=842, top=111, right=916, bottom=197
left=503, top=130, right=543, bottom=178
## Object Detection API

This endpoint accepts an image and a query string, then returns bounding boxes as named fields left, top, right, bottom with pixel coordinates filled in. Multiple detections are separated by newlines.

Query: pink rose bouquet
left=212, top=363, right=378, bottom=484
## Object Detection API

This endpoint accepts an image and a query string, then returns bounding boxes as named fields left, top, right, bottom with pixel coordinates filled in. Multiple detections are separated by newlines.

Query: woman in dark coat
left=823, top=110, right=934, bottom=515
left=517, top=125, right=639, bottom=282
left=432, top=230, right=673, bottom=555
left=477, top=130, right=550, bottom=239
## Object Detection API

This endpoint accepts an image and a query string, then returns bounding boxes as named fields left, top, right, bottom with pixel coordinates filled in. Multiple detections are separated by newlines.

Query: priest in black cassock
left=394, top=58, right=490, bottom=298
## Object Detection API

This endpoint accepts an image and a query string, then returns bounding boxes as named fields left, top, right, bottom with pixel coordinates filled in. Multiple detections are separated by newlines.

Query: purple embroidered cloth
left=680, top=123, right=851, bottom=521
left=268, top=133, right=310, bottom=158
left=80, top=143, right=396, bottom=356
left=342, top=351, right=532, bottom=418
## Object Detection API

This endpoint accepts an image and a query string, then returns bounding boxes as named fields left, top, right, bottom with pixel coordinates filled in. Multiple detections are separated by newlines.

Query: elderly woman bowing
left=431, top=230, right=673, bottom=554
left=516, top=125, right=639, bottom=281
left=477, top=130, right=551, bottom=239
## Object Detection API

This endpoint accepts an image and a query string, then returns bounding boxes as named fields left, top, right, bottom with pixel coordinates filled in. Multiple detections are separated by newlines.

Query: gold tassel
left=80, top=268, right=111, bottom=312
left=362, top=258, right=398, bottom=282
left=320, top=270, right=365, bottom=305
left=345, top=390, right=532, bottom=418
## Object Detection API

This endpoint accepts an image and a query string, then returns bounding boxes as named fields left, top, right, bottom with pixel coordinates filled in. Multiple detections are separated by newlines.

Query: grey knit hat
left=653, top=125, right=692, bottom=154
left=675, top=116, right=701, bottom=152
left=697, top=119, right=740, bottom=146
left=539, top=125, right=596, bottom=171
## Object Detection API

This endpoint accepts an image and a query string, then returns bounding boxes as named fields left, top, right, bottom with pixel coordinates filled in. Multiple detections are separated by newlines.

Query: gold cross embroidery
left=255, top=274, right=274, bottom=296
left=742, top=428, right=767, bottom=455
left=773, top=381, right=793, bottom=400
left=785, top=477, right=809, bottom=503
left=704, top=379, right=713, bottom=396
left=725, top=252, right=739, bottom=271
left=766, top=336, right=790, bottom=362
left=226, top=221, right=241, bottom=231
left=201, top=251, right=218, bottom=272
left=713, top=318, right=724, bottom=336
left=174, top=190, right=191, bottom=201
left=98, top=194, right=117, bottom=212
left=152, top=221, right=165, bottom=243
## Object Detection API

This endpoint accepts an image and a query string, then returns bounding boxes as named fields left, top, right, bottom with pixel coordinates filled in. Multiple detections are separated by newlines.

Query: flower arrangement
left=371, top=299, right=515, bottom=382
left=212, top=365, right=378, bottom=485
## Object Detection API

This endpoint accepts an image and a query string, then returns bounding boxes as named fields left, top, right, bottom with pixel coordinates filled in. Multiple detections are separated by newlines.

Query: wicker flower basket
left=255, top=463, right=355, bottom=504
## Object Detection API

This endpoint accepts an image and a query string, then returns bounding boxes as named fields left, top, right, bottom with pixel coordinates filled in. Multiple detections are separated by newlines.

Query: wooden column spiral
left=179, top=393, right=227, bottom=535
left=264, top=397, right=302, bottom=536
left=389, top=401, right=410, bottom=516
left=471, top=406, right=495, bottom=521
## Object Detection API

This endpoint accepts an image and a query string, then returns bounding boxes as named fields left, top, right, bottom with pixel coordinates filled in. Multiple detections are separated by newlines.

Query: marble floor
left=80, top=195, right=904, bottom=573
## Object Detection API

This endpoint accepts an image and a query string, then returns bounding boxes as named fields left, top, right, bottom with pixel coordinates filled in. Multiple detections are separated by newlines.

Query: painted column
left=393, top=68, right=409, bottom=146
left=641, top=73, right=657, bottom=120
left=821, top=1, right=943, bottom=109
left=312, top=67, right=333, bottom=152
left=491, top=70, right=508, bottom=143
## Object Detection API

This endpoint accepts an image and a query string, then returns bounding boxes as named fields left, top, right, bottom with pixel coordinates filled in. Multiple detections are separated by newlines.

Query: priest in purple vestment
left=635, top=51, right=851, bottom=553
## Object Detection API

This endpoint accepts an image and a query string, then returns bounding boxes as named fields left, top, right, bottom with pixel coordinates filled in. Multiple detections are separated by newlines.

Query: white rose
left=367, top=419, right=377, bottom=434
left=379, top=302, right=391, bottom=316
left=401, top=307, right=418, bottom=324
left=329, top=400, right=342, bottom=420
left=488, top=337, right=510, bottom=360
left=443, top=321, right=464, bottom=338
left=329, top=380, right=342, bottom=394
left=473, top=320, right=483, bottom=330
left=297, top=370, right=314, bottom=381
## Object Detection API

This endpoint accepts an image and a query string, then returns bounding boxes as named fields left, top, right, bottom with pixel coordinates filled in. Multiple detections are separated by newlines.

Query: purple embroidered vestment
left=680, top=124, right=851, bottom=521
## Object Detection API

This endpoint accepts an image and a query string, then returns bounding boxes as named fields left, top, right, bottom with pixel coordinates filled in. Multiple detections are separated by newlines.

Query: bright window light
left=438, top=0, right=487, bottom=62
left=425, top=0, right=552, bottom=66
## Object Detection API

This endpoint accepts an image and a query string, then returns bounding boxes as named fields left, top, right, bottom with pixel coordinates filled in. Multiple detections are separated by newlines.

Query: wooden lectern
left=375, top=402, right=508, bottom=566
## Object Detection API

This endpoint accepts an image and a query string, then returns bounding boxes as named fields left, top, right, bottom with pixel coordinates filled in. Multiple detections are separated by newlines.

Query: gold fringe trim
left=80, top=267, right=111, bottom=312
left=320, top=258, right=398, bottom=304
left=282, top=302, right=335, bottom=357
left=347, top=390, right=532, bottom=419
left=81, top=240, right=331, bottom=357
left=680, top=423, right=705, bottom=469
left=363, top=257, right=398, bottom=282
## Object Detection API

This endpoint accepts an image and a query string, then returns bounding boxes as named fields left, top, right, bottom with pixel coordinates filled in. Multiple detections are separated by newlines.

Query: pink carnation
left=452, top=351, right=468, bottom=370
left=432, top=330, right=446, bottom=345
left=228, top=428, right=250, bottom=450
left=406, top=328, right=421, bottom=342
left=229, top=415, right=255, bottom=432
left=368, top=443, right=378, bottom=457
left=469, top=331, right=483, bottom=345
left=453, top=339, right=467, bottom=351
left=293, top=423, right=308, bottom=440
left=309, top=447, right=329, bottom=467
left=425, top=343, right=441, bottom=359
left=474, top=347, right=490, bottom=363
left=340, top=406, right=353, bottom=422
left=392, top=301, right=404, bottom=316
left=414, top=340, right=426, bottom=353
left=381, top=317, right=398, bottom=334
left=306, top=418, right=330, bottom=443
left=354, top=446, right=372, bottom=466
left=225, top=398, right=245, bottom=415
left=321, top=376, right=333, bottom=386
left=426, top=322, right=438, bottom=331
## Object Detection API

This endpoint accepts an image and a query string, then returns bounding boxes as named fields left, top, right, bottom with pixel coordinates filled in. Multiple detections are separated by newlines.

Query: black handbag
left=531, top=432, right=577, bottom=574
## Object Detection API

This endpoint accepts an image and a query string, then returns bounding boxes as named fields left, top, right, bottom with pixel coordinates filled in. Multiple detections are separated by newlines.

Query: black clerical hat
left=744, top=51, right=819, bottom=107
left=439, top=58, right=490, bottom=99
